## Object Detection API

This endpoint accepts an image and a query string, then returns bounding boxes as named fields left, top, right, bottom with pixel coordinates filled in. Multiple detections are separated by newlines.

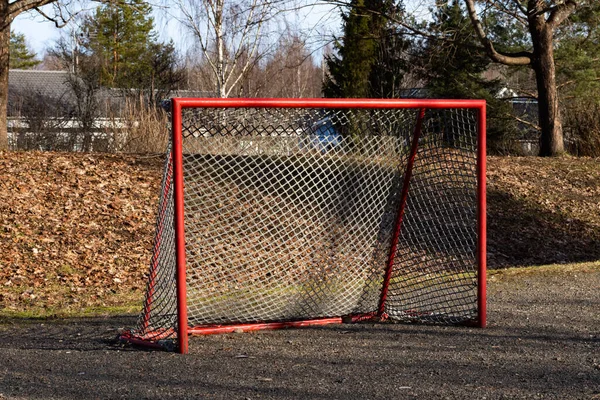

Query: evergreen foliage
left=78, top=0, right=183, bottom=98
left=370, top=24, right=410, bottom=98
left=418, top=1, right=497, bottom=100
left=83, top=0, right=154, bottom=88
left=555, top=4, right=600, bottom=155
left=417, top=0, right=518, bottom=153
left=555, top=4, right=600, bottom=102
left=9, top=30, right=40, bottom=70
left=324, top=0, right=409, bottom=98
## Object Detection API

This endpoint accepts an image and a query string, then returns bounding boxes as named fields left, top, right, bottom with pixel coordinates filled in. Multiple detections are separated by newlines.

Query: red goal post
left=120, top=98, right=487, bottom=354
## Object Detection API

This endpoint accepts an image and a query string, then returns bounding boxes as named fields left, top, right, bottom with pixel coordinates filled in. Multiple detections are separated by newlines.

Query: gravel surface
left=0, top=269, right=599, bottom=400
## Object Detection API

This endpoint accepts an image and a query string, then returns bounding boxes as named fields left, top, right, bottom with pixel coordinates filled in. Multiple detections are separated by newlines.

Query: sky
left=13, top=8, right=59, bottom=55
left=13, top=3, right=196, bottom=57
left=11, top=2, right=341, bottom=60
left=12, top=0, right=433, bottom=61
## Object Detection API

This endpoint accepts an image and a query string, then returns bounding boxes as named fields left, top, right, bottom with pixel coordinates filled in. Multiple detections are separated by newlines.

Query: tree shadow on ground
left=0, top=315, right=137, bottom=351
left=0, top=317, right=598, bottom=400
left=487, top=188, right=600, bottom=268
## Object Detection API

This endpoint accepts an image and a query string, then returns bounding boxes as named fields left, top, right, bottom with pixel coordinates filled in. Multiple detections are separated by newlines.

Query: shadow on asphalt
left=0, top=270, right=599, bottom=399
left=0, top=315, right=138, bottom=351
left=0, top=314, right=597, bottom=352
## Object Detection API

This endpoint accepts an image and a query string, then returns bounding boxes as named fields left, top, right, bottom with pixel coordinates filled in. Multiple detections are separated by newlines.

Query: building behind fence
left=7, top=69, right=211, bottom=152
left=7, top=71, right=561, bottom=155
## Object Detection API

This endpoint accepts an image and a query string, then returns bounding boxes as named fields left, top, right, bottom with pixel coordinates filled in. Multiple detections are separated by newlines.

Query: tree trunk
left=530, top=20, right=564, bottom=156
left=0, top=5, right=10, bottom=151
left=215, top=0, right=226, bottom=98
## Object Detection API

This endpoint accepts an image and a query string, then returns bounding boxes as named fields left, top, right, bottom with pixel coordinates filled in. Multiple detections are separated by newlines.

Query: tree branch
left=321, top=0, right=440, bottom=40
left=489, top=1, right=528, bottom=26
left=510, top=112, right=541, bottom=131
left=9, top=0, right=56, bottom=19
left=547, top=0, right=578, bottom=30
left=558, top=77, right=600, bottom=90
left=463, top=0, right=532, bottom=66
left=33, top=5, right=73, bottom=28
left=510, top=0, right=528, bottom=16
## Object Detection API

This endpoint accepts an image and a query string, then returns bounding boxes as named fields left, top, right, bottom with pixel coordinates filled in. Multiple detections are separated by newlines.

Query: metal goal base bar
left=119, top=314, right=382, bottom=350
left=119, top=312, right=480, bottom=351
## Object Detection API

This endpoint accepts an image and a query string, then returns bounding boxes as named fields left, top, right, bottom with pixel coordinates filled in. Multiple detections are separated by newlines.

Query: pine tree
left=9, top=30, right=40, bottom=69
left=419, top=0, right=496, bottom=99
left=369, top=26, right=410, bottom=98
left=69, top=0, right=183, bottom=100
left=418, top=0, right=518, bottom=153
left=324, top=0, right=407, bottom=98
left=82, top=0, right=155, bottom=89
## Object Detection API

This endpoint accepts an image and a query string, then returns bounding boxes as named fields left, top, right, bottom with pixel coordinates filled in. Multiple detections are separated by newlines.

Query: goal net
left=120, top=98, right=487, bottom=353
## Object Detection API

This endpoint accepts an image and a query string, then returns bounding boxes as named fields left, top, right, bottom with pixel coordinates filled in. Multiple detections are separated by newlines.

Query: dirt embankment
left=487, top=156, right=600, bottom=267
left=0, top=152, right=163, bottom=314
left=0, top=152, right=598, bottom=314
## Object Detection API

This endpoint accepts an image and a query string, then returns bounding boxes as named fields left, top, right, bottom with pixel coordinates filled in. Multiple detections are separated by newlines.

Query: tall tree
left=1, top=0, right=61, bottom=150
left=463, top=0, right=584, bottom=156
left=9, top=30, right=40, bottom=69
left=175, top=0, right=277, bottom=98
left=83, top=0, right=155, bottom=89
left=324, top=0, right=406, bottom=98
left=68, top=1, right=184, bottom=101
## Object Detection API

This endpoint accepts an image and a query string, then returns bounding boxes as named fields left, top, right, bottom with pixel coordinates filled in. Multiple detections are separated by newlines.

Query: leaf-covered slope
left=0, top=152, right=598, bottom=315
left=0, top=152, right=162, bottom=314
left=487, top=156, right=600, bottom=267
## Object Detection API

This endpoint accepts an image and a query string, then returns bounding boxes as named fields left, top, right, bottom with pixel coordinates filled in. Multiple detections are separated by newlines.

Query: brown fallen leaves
left=0, top=151, right=598, bottom=315
left=0, top=151, right=163, bottom=315
left=487, top=156, right=600, bottom=267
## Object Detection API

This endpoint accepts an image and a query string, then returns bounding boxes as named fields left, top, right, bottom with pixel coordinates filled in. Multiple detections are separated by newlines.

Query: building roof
left=9, top=70, right=73, bottom=98
left=7, top=70, right=77, bottom=117
left=7, top=69, right=217, bottom=118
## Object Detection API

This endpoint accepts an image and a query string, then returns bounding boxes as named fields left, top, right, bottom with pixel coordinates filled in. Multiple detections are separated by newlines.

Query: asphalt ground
left=0, top=269, right=598, bottom=399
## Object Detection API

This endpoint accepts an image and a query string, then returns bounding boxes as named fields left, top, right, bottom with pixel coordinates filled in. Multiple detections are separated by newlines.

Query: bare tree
left=261, top=33, right=322, bottom=97
left=48, top=34, right=104, bottom=151
left=0, top=1, right=62, bottom=149
left=0, top=1, right=133, bottom=150
left=174, top=0, right=283, bottom=98
left=462, top=0, right=583, bottom=156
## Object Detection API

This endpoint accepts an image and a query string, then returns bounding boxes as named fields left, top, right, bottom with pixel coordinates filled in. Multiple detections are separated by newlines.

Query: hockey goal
left=120, top=98, right=487, bottom=353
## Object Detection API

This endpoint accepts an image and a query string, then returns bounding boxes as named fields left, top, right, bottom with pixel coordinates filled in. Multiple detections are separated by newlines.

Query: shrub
left=564, top=99, right=600, bottom=157
left=107, top=95, right=169, bottom=154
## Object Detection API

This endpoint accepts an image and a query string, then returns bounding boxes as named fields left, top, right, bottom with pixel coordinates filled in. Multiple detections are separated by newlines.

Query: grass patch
left=488, top=260, right=600, bottom=281
left=2, top=262, right=597, bottom=320
left=0, top=286, right=144, bottom=319
left=0, top=304, right=140, bottom=320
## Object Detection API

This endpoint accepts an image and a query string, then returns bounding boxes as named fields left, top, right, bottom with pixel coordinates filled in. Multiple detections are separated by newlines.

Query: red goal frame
left=163, top=98, right=487, bottom=354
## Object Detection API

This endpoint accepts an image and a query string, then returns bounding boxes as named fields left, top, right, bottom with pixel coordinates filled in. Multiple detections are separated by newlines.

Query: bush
left=564, top=100, right=600, bottom=157
left=108, top=96, right=169, bottom=154
left=9, top=88, right=75, bottom=151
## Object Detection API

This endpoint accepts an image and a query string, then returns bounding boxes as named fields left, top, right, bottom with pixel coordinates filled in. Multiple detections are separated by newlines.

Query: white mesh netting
left=122, top=104, right=483, bottom=351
